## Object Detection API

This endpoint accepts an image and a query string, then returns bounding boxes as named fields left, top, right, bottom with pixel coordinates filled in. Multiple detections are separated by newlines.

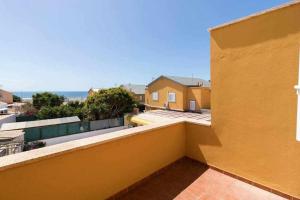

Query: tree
left=13, top=95, right=22, bottom=102
left=36, top=101, right=87, bottom=120
left=32, top=92, right=65, bottom=110
left=85, top=87, right=136, bottom=120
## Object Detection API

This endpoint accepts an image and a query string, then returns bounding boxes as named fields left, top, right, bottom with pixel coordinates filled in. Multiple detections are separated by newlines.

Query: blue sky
left=0, top=0, right=289, bottom=91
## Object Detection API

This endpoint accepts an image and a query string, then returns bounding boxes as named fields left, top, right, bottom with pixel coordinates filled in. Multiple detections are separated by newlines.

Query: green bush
left=34, top=88, right=136, bottom=121
left=85, top=87, right=136, bottom=120
left=13, top=95, right=22, bottom=102
left=36, top=101, right=87, bottom=120
left=32, top=92, right=64, bottom=110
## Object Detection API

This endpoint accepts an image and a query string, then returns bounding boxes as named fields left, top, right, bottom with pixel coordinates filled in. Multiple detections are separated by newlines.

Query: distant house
left=88, top=85, right=146, bottom=104
left=0, top=89, right=13, bottom=104
left=88, top=88, right=103, bottom=96
left=145, top=75, right=210, bottom=112
left=120, top=84, right=146, bottom=104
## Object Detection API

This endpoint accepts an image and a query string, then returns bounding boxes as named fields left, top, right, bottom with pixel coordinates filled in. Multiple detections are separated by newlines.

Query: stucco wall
left=145, top=77, right=187, bottom=111
left=0, top=123, right=186, bottom=200
left=199, top=3, right=300, bottom=198
left=186, top=87, right=201, bottom=111
left=200, top=88, right=211, bottom=109
left=134, top=94, right=145, bottom=104
left=187, top=87, right=211, bottom=110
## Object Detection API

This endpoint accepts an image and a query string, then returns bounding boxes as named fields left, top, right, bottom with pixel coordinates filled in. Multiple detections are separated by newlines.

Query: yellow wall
left=145, top=77, right=187, bottom=111
left=133, top=94, right=145, bottom=104
left=0, top=123, right=185, bottom=200
left=187, top=3, right=300, bottom=198
left=200, top=88, right=211, bottom=109
left=187, top=87, right=211, bottom=110
left=145, top=77, right=210, bottom=111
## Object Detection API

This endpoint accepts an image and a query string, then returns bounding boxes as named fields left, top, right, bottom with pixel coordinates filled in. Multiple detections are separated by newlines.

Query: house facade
left=145, top=76, right=210, bottom=112
left=0, top=89, right=13, bottom=104
left=120, top=84, right=146, bottom=104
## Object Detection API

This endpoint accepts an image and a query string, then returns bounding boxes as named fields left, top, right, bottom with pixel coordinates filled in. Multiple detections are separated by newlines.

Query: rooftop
left=121, top=84, right=146, bottom=95
left=131, top=110, right=211, bottom=125
left=148, top=75, right=211, bottom=87
left=0, top=130, right=24, bottom=141
left=0, top=116, right=80, bottom=131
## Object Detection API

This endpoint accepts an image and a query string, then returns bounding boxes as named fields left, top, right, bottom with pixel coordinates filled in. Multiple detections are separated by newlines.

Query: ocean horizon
left=13, top=91, right=88, bottom=100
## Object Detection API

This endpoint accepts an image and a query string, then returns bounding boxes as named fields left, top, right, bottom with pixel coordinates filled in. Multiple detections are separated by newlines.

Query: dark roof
left=121, top=84, right=146, bottom=95
left=147, top=75, right=210, bottom=87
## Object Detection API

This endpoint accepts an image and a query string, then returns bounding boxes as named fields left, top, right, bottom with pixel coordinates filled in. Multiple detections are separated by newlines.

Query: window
left=168, top=92, right=176, bottom=103
left=152, top=92, right=158, bottom=101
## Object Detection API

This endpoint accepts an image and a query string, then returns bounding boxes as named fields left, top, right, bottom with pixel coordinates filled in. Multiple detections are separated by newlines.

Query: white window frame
left=168, top=92, right=176, bottom=103
left=152, top=92, right=158, bottom=101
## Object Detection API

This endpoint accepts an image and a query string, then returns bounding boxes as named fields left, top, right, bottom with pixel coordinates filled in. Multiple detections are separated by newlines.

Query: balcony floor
left=116, top=158, right=287, bottom=200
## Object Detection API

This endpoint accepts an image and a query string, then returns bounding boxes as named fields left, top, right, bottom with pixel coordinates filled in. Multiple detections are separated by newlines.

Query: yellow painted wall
left=186, top=3, right=300, bottom=198
left=134, top=94, right=145, bottom=104
left=200, top=88, right=211, bottom=109
left=0, top=123, right=186, bottom=200
left=145, top=77, right=187, bottom=111
left=187, top=87, right=211, bottom=110
left=186, top=87, right=201, bottom=111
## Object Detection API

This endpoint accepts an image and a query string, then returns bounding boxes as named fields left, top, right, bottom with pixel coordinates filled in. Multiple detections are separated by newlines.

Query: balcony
left=0, top=119, right=294, bottom=200
left=115, top=158, right=285, bottom=200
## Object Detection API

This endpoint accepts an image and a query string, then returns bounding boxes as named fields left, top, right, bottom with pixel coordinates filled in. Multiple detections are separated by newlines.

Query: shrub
left=32, top=92, right=64, bottom=110
left=85, top=87, right=136, bottom=120
left=13, top=95, right=22, bottom=102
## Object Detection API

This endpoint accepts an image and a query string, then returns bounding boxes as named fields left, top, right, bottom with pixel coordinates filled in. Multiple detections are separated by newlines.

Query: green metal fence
left=24, top=121, right=90, bottom=142
left=24, top=118, right=123, bottom=142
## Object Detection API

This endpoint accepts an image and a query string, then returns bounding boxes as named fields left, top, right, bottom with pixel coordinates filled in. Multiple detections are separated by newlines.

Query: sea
left=13, top=91, right=88, bottom=102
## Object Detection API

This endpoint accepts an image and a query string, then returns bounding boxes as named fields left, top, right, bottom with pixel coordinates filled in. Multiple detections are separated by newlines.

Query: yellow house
left=145, top=75, right=211, bottom=112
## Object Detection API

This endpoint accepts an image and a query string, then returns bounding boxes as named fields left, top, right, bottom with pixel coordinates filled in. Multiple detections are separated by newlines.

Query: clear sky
left=0, top=0, right=289, bottom=91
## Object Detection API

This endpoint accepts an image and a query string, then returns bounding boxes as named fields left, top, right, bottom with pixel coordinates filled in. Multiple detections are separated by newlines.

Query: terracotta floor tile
left=115, top=158, right=288, bottom=200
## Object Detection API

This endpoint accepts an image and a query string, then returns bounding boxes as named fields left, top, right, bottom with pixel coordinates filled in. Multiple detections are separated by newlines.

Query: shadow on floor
left=116, top=157, right=208, bottom=200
